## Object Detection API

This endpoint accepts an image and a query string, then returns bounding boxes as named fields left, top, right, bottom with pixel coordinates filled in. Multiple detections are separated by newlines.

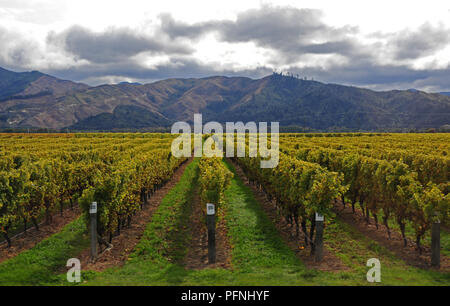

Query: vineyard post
left=206, top=203, right=216, bottom=264
left=431, top=212, right=440, bottom=268
left=314, top=213, right=324, bottom=262
left=90, top=202, right=98, bottom=262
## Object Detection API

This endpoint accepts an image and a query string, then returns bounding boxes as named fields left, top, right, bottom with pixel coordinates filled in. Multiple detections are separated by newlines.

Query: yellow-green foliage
left=0, top=133, right=184, bottom=241
left=198, top=157, right=233, bottom=207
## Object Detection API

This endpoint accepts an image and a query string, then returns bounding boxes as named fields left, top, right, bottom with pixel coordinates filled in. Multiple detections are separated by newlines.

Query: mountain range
left=0, top=66, right=449, bottom=131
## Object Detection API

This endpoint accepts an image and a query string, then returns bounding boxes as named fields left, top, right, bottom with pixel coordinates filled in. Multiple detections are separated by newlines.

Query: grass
left=324, top=218, right=450, bottom=285
left=0, top=217, right=89, bottom=285
left=222, top=161, right=302, bottom=271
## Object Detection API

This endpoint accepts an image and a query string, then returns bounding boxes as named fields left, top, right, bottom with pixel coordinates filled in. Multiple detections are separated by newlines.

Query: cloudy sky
left=1, top=0, right=450, bottom=91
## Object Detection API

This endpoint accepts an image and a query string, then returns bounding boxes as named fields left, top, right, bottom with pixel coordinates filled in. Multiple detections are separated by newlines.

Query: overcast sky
left=1, top=0, right=450, bottom=91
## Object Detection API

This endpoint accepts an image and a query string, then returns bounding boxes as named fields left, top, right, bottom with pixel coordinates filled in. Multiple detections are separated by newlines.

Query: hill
left=0, top=67, right=449, bottom=131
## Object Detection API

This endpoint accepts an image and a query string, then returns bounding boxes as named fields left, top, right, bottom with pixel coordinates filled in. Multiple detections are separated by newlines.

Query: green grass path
left=0, top=217, right=89, bottom=285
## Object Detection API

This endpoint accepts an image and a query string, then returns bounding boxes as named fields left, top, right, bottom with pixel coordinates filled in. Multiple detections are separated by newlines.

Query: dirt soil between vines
left=183, top=185, right=232, bottom=270
left=334, top=202, right=450, bottom=272
left=229, top=159, right=350, bottom=272
left=77, top=158, right=193, bottom=272
left=0, top=207, right=81, bottom=263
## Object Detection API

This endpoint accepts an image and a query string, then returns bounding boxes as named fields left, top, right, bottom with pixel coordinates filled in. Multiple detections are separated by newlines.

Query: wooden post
left=314, top=212, right=324, bottom=262
left=206, top=203, right=216, bottom=264
left=90, top=202, right=98, bottom=262
left=431, top=214, right=440, bottom=268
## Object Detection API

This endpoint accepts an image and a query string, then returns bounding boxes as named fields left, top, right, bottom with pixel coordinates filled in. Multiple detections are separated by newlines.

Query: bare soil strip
left=183, top=186, right=232, bottom=270
left=0, top=207, right=81, bottom=263
left=77, top=158, right=193, bottom=272
left=229, top=159, right=349, bottom=272
left=335, top=202, right=450, bottom=271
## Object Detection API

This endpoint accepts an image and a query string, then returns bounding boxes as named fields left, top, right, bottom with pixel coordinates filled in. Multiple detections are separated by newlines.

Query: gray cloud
left=159, top=7, right=450, bottom=68
left=47, top=25, right=194, bottom=63
left=293, top=62, right=430, bottom=86
left=159, top=13, right=220, bottom=40
left=301, top=41, right=354, bottom=54
left=219, top=7, right=348, bottom=49
left=44, top=56, right=272, bottom=85
left=387, top=23, right=450, bottom=60
left=0, top=26, right=41, bottom=67
left=159, top=6, right=360, bottom=59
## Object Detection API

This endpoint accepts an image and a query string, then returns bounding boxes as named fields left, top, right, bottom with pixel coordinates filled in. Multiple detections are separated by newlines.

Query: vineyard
left=0, top=133, right=185, bottom=247
left=279, top=133, right=449, bottom=253
left=0, top=133, right=449, bottom=286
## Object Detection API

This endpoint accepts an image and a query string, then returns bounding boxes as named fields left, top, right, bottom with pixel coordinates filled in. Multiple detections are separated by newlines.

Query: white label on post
left=90, top=202, right=97, bottom=214
left=315, top=213, right=324, bottom=222
left=207, top=203, right=215, bottom=215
